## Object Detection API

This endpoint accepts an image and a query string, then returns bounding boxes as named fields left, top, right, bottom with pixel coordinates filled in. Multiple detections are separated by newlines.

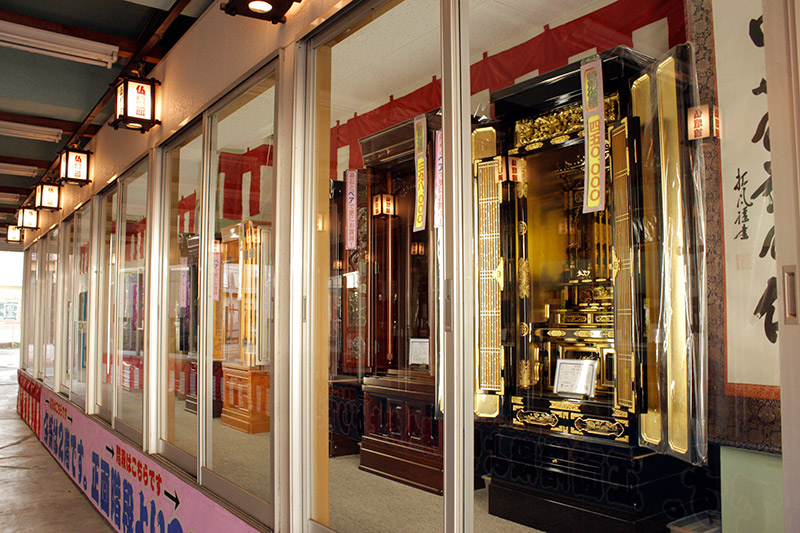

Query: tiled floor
left=0, top=349, right=113, bottom=532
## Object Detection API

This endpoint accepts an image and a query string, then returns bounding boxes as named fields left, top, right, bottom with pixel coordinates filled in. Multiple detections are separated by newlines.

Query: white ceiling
left=329, top=0, right=609, bottom=125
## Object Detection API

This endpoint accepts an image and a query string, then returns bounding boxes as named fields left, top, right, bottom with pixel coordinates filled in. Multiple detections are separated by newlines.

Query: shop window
left=59, top=217, right=74, bottom=395
left=96, top=188, right=118, bottom=421
left=71, top=203, right=93, bottom=406
left=203, top=70, right=276, bottom=512
left=116, top=160, right=149, bottom=436
left=308, top=0, right=445, bottom=530
left=42, top=227, right=59, bottom=385
left=22, top=245, right=38, bottom=373
left=462, top=0, right=779, bottom=530
left=160, top=123, right=203, bottom=472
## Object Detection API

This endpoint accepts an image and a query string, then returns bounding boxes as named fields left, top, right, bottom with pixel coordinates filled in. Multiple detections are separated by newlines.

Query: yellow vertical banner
left=581, top=57, right=606, bottom=213
left=413, top=114, right=427, bottom=232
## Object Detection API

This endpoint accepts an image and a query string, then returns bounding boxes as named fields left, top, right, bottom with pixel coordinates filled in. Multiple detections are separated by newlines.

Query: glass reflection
left=206, top=74, right=276, bottom=501
left=72, top=204, right=92, bottom=402
left=42, top=228, right=59, bottom=384
left=117, top=161, right=149, bottom=433
left=312, top=0, right=444, bottom=531
left=163, top=126, right=203, bottom=462
left=97, top=190, right=117, bottom=419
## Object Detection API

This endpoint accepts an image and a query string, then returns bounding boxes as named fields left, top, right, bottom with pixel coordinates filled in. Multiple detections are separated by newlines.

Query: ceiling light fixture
left=34, top=183, right=61, bottom=211
left=249, top=1, right=273, bottom=13
left=221, top=0, right=301, bottom=24
left=0, top=121, right=62, bottom=143
left=6, top=225, right=22, bottom=244
left=16, top=208, right=38, bottom=230
left=109, top=73, right=160, bottom=133
left=59, top=147, right=91, bottom=186
left=0, top=162, right=38, bottom=178
left=0, top=20, right=119, bottom=69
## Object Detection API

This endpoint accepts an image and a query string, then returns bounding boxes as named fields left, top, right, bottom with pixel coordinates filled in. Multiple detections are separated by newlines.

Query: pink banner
left=345, top=169, right=358, bottom=250
left=38, top=387, right=258, bottom=533
left=434, top=130, right=443, bottom=229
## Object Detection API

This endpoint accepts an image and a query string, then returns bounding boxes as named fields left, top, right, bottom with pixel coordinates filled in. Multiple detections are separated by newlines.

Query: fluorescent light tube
left=0, top=162, right=38, bottom=178
left=0, top=20, right=119, bottom=69
left=0, top=121, right=62, bottom=143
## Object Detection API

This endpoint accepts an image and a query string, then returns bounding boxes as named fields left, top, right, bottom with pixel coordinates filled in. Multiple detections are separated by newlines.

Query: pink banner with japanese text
left=38, top=387, right=259, bottom=533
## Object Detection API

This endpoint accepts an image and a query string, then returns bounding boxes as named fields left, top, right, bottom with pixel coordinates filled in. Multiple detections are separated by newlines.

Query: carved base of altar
left=358, top=371, right=443, bottom=494
left=485, top=428, right=719, bottom=532
left=220, top=365, right=270, bottom=433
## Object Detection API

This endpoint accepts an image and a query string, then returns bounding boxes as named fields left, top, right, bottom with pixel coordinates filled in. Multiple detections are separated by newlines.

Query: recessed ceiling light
left=249, top=1, right=273, bottom=13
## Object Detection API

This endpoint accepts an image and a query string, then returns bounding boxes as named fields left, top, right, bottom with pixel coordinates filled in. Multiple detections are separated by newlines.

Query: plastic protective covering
left=633, top=44, right=707, bottom=464
left=473, top=44, right=707, bottom=467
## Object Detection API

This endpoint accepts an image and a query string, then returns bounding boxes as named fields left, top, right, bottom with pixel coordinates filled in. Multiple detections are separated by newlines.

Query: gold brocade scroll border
left=690, top=0, right=781, bottom=453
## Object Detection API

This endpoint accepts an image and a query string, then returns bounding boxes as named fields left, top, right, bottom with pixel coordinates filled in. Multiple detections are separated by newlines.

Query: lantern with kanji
left=109, top=74, right=160, bottom=132
left=59, top=148, right=91, bottom=186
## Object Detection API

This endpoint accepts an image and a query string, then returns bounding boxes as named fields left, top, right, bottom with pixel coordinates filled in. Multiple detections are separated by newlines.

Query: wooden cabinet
left=359, top=371, right=443, bottom=494
left=220, top=364, right=270, bottom=433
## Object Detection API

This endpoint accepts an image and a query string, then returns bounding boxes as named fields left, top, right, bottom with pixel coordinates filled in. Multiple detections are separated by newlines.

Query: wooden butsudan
left=473, top=46, right=710, bottom=530
left=221, top=365, right=270, bottom=433
left=215, top=220, right=273, bottom=433
left=359, top=371, right=443, bottom=494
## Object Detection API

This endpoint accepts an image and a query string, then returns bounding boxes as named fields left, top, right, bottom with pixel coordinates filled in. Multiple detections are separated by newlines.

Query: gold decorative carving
left=574, top=417, right=625, bottom=437
left=492, top=258, right=504, bottom=287
left=595, top=314, right=614, bottom=323
left=550, top=400, right=581, bottom=412
left=548, top=330, right=567, bottom=337
left=515, top=95, right=620, bottom=149
left=518, top=221, right=528, bottom=235
left=594, top=286, right=612, bottom=299
left=518, top=259, right=530, bottom=298
left=519, top=322, right=530, bottom=337
left=563, top=313, right=588, bottom=324
left=518, top=360, right=531, bottom=388
left=516, top=180, right=528, bottom=199
left=551, top=135, right=570, bottom=144
left=610, top=250, right=621, bottom=281
left=516, top=410, right=559, bottom=427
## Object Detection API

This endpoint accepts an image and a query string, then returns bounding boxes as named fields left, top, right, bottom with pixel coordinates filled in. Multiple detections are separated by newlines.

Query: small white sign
left=554, top=358, right=598, bottom=398
left=409, top=338, right=430, bottom=366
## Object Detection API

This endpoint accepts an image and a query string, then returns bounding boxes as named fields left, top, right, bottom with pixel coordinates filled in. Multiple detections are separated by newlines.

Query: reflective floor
left=0, top=349, right=113, bottom=532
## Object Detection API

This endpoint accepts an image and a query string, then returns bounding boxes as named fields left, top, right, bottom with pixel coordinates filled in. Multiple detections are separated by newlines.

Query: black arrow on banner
left=106, top=446, right=114, bottom=458
left=165, top=490, right=180, bottom=510
left=45, top=399, right=50, bottom=405
left=67, top=416, right=72, bottom=423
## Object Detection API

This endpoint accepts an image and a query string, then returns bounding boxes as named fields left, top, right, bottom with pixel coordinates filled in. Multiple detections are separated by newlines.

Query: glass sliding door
left=22, top=245, right=38, bottom=373
left=116, top=160, right=149, bottom=436
left=42, top=227, right=59, bottom=386
left=96, top=187, right=118, bottom=420
left=59, top=218, right=75, bottom=395
left=306, top=1, right=445, bottom=530
left=161, top=123, right=203, bottom=473
left=72, top=203, right=93, bottom=405
left=202, top=69, right=276, bottom=519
